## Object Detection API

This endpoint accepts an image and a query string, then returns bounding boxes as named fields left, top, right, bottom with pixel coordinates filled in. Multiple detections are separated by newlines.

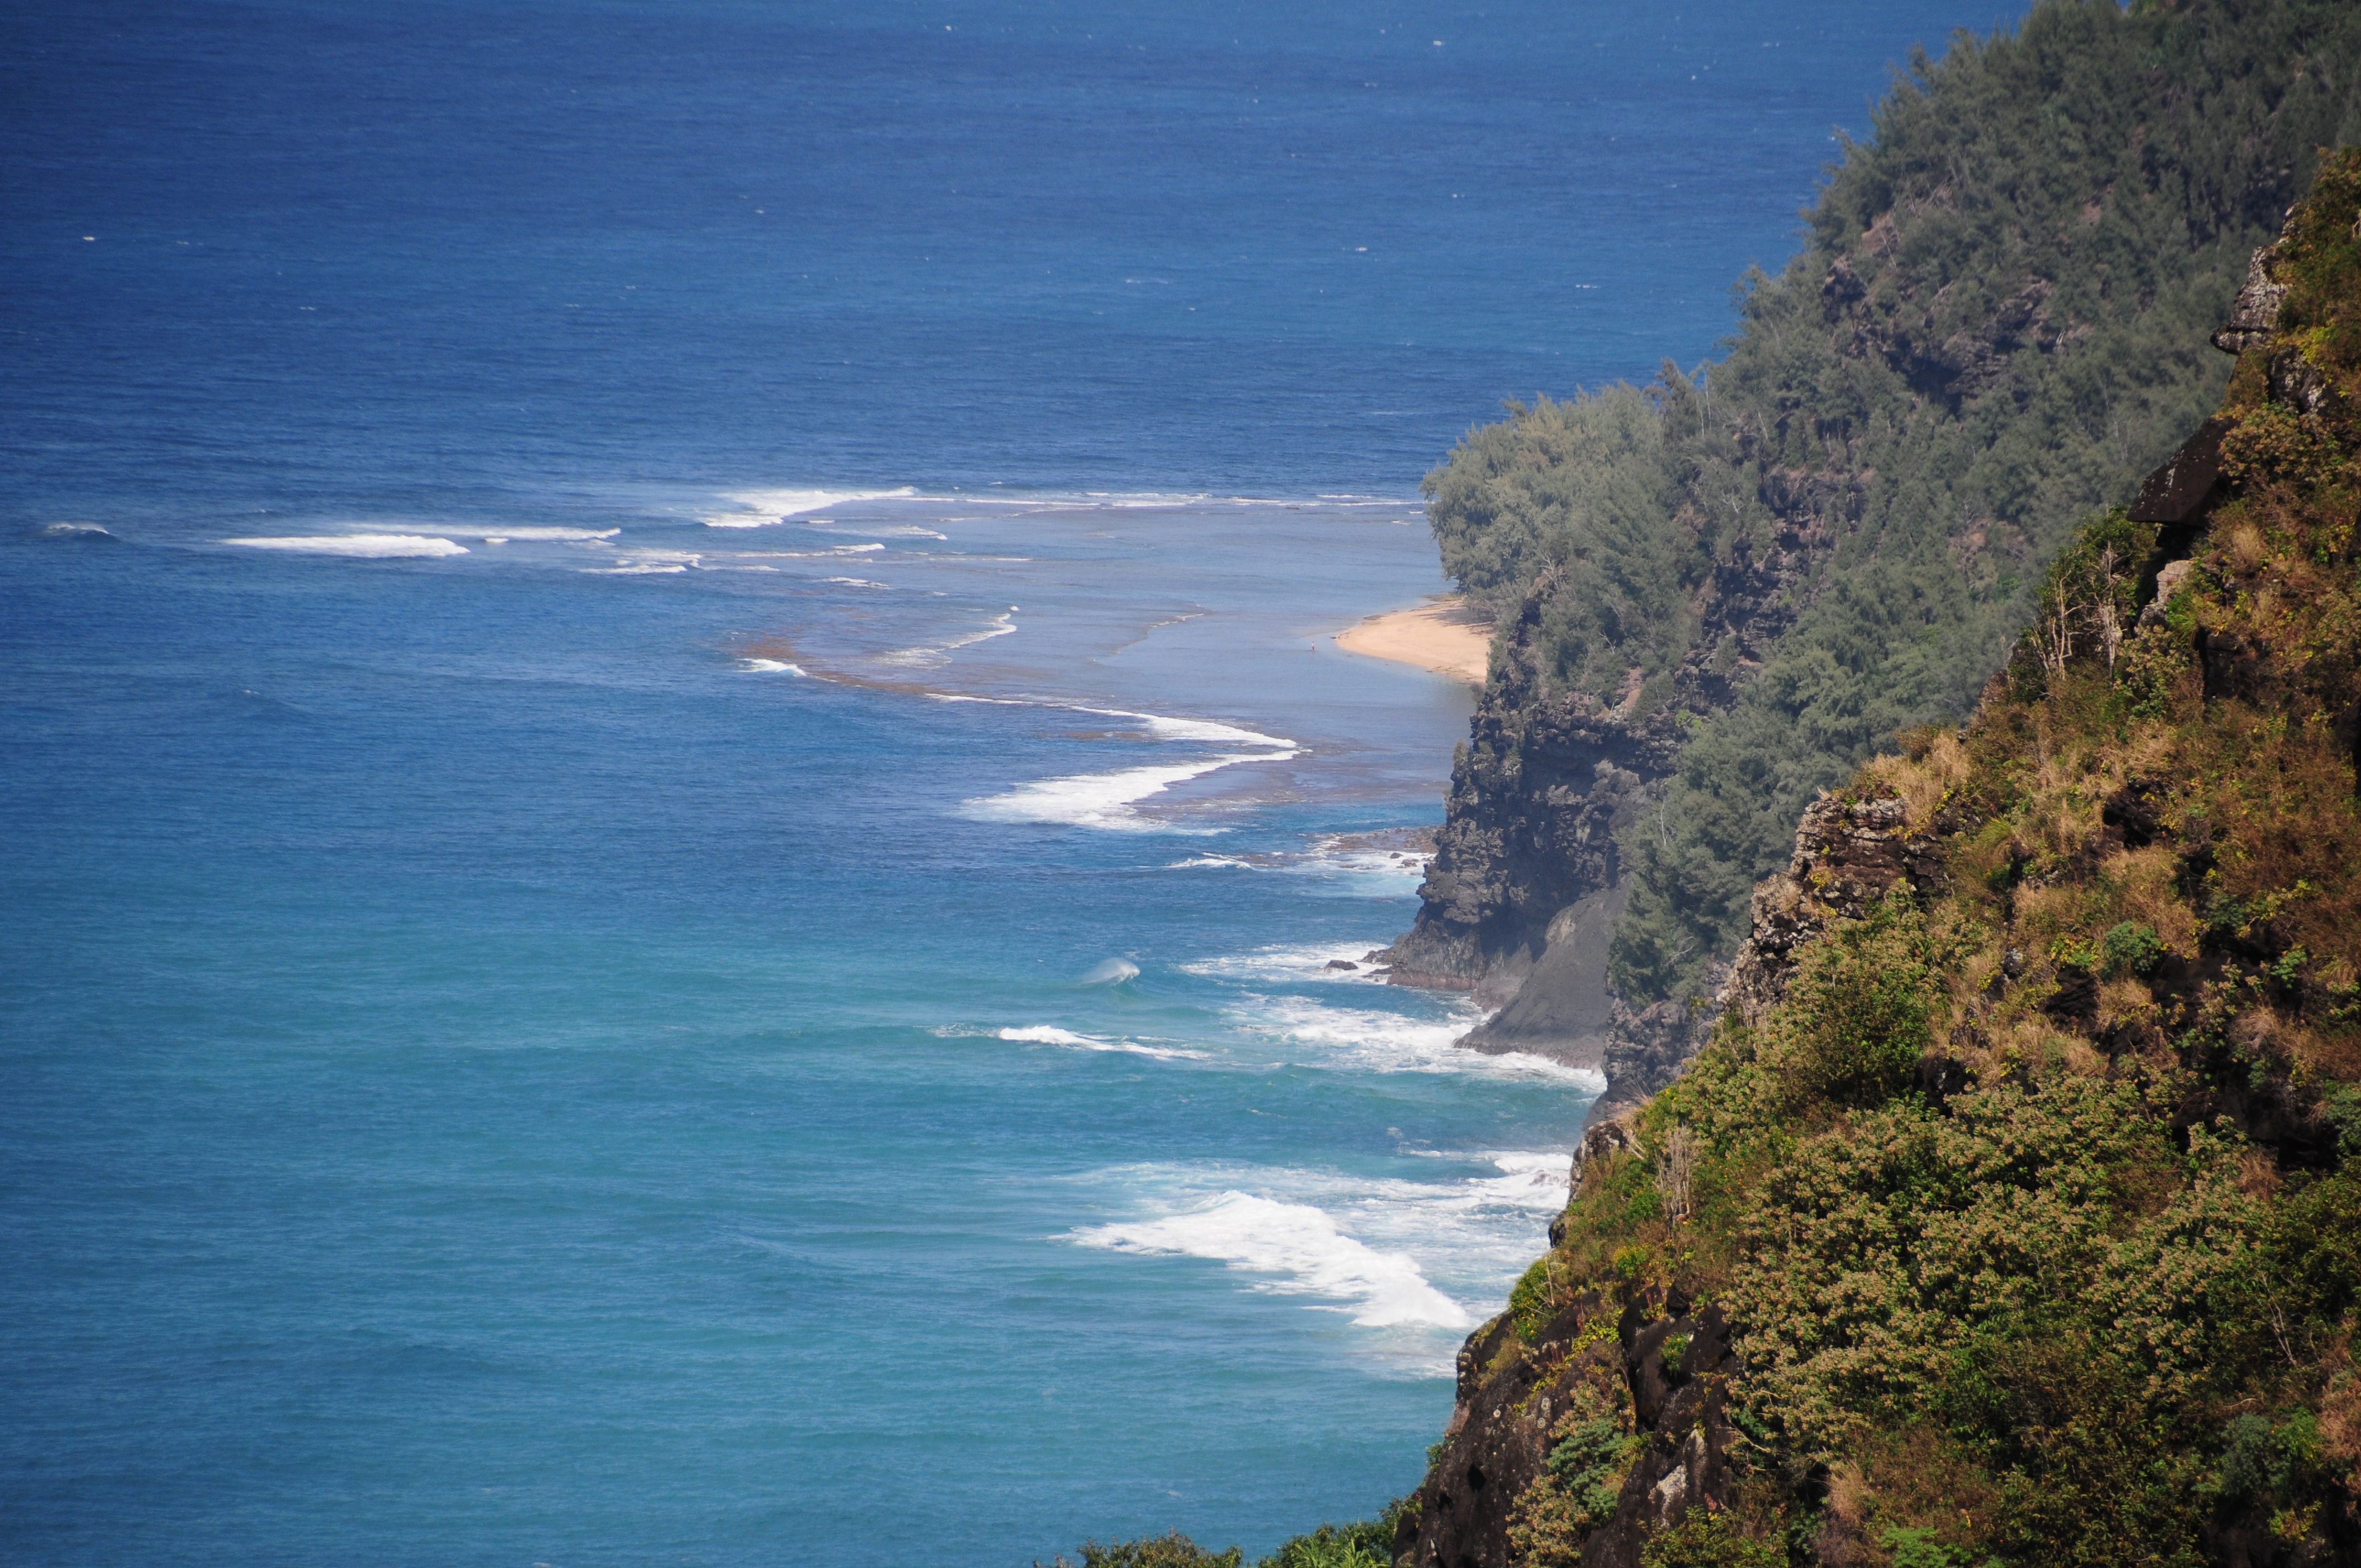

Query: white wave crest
left=882, top=611, right=1018, bottom=669
left=701, top=487, right=918, bottom=526
left=1080, top=958, right=1140, bottom=986
left=1464, top=1151, right=1578, bottom=1208
left=374, top=524, right=619, bottom=542
left=224, top=534, right=469, bottom=558
left=1072, top=1191, right=1471, bottom=1327
left=739, top=658, right=807, bottom=676
left=812, top=524, right=945, bottom=540
left=1227, top=994, right=1603, bottom=1086
left=962, top=750, right=1292, bottom=832
left=41, top=522, right=113, bottom=539
left=1180, top=944, right=1389, bottom=981
left=1074, top=706, right=1293, bottom=749
left=994, top=1026, right=1204, bottom=1061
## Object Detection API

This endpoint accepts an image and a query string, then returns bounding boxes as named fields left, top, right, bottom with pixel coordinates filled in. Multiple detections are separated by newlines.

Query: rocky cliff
left=1377, top=507, right=1813, bottom=1040
left=1379, top=0, right=2358, bottom=1082
left=1392, top=167, right=2361, bottom=1567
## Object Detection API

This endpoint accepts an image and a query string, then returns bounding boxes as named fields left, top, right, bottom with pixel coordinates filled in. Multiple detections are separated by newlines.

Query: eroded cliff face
left=1394, top=189, right=2361, bottom=1566
left=1394, top=1131, right=1743, bottom=1568
left=1375, top=175, right=2075, bottom=1046
left=1378, top=503, right=1815, bottom=1028
left=1385, top=172, right=2279, bottom=1088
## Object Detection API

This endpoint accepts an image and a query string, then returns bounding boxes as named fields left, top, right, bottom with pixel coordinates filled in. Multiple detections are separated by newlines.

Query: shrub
left=1255, top=1518, right=1392, bottom=1568
left=1637, top=1510, right=1782, bottom=1568
left=1547, top=1417, right=1645, bottom=1525
left=1042, top=1533, right=1244, bottom=1568
left=1770, top=890, right=1938, bottom=1104
left=2099, top=921, right=2164, bottom=978
left=1879, top=1525, right=1998, bottom=1567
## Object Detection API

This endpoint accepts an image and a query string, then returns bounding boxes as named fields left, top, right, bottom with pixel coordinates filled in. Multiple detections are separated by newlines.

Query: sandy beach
left=1334, top=595, right=1493, bottom=684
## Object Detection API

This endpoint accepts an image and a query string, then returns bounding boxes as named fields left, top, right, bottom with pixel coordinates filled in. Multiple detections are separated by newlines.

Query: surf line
left=728, top=635, right=1302, bottom=831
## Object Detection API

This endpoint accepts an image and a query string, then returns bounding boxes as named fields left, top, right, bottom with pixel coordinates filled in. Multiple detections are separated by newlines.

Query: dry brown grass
left=2111, top=846, right=2199, bottom=954
left=1859, top=730, right=1973, bottom=830
left=2224, top=518, right=2266, bottom=574
left=1858, top=1427, right=2004, bottom=1556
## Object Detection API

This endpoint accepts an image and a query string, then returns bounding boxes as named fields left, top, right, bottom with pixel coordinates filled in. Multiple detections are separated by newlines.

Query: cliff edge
left=1393, top=157, right=2361, bottom=1568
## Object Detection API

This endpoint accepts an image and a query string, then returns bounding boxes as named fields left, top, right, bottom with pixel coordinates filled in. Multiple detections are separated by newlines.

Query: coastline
left=1333, top=594, right=1492, bottom=684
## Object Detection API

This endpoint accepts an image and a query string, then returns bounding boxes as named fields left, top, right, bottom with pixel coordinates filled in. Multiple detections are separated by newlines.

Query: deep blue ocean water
left=6, top=3, right=2001, bottom=1562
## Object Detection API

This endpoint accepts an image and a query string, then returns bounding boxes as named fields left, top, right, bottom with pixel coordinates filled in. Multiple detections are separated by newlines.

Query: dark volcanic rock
left=1394, top=1288, right=1742, bottom=1568
left=1380, top=507, right=1818, bottom=1004
left=1459, top=883, right=1626, bottom=1065
left=2129, top=415, right=2234, bottom=527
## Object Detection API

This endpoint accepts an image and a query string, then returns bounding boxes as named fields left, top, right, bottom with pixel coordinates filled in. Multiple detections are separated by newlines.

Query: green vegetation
left=1040, top=1503, right=1406, bottom=1568
left=1038, top=1532, right=1243, bottom=1568
left=1424, top=0, right=2361, bottom=1004
left=1465, top=149, right=2361, bottom=1564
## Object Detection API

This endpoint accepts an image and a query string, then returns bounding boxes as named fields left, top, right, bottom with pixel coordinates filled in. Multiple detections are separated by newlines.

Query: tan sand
left=1334, top=595, right=1493, bottom=684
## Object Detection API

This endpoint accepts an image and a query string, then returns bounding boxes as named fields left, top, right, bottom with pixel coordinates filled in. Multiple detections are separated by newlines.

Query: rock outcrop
left=1375, top=576, right=1672, bottom=1001
left=1379, top=504, right=1819, bottom=1044
left=1395, top=1210, right=1741, bottom=1568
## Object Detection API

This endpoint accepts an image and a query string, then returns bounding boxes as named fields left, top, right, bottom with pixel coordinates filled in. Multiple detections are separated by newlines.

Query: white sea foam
left=824, top=576, right=890, bottom=588
left=701, top=487, right=918, bottom=526
left=1074, top=706, right=1293, bottom=749
left=945, top=611, right=1017, bottom=649
left=1073, top=1191, right=1471, bottom=1327
left=739, top=658, right=808, bottom=676
left=41, top=522, right=113, bottom=540
left=225, top=533, right=469, bottom=558
left=584, top=560, right=688, bottom=574
left=1079, top=958, right=1140, bottom=986
left=998, top=1025, right=1102, bottom=1046
left=810, top=523, right=946, bottom=540
left=1462, top=1150, right=1579, bottom=1208
left=994, top=1026, right=1206, bottom=1061
left=1180, top=943, right=1389, bottom=982
left=373, top=524, right=620, bottom=542
left=881, top=611, right=1018, bottom=669
left=1281, top=839, right=1431, bottom=896
left=1226, top=994, right=1602, bottom=1086
left=1067, top=1152, right=1574, bottom=1351
left=1168, top=854, right=1254, bottom=870
left=962, top=751, right=1291, bottom=832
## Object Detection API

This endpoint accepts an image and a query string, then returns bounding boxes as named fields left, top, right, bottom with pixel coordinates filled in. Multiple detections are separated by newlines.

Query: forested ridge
left=1386, top=148, right=2361, bottom=1566
left=1407, top=0, right=2361, bottom=1017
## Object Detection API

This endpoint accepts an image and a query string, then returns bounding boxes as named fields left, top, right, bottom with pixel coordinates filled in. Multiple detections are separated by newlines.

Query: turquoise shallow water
left=5, top=2, right=1998, bottom=1561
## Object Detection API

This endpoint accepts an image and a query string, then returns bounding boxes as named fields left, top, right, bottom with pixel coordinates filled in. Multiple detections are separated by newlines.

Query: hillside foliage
left=1480, top=149, right=2361, bottom=1565
left=1422, top=0, right=2361, bottom=1004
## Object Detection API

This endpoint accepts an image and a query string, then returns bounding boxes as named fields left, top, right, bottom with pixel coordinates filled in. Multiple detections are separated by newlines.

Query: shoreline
left=1333, top=594, right=1493, bottom=684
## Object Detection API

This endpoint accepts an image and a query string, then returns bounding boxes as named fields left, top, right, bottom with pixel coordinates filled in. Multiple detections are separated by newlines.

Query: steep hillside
left=1385, top=0, right=2361, bottom=1096
left=1393, top=155, right=2361, bottom=1568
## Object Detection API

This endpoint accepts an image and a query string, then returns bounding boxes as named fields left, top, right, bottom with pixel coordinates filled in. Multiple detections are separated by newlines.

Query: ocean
left=3, top=2, right=1999, bottom=1561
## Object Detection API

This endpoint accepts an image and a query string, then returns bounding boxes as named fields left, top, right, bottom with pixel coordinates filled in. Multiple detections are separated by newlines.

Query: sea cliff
left=1392, top=159, right=2361, bottom=1566
left=1379, top=0, right=2361, bottom=1115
